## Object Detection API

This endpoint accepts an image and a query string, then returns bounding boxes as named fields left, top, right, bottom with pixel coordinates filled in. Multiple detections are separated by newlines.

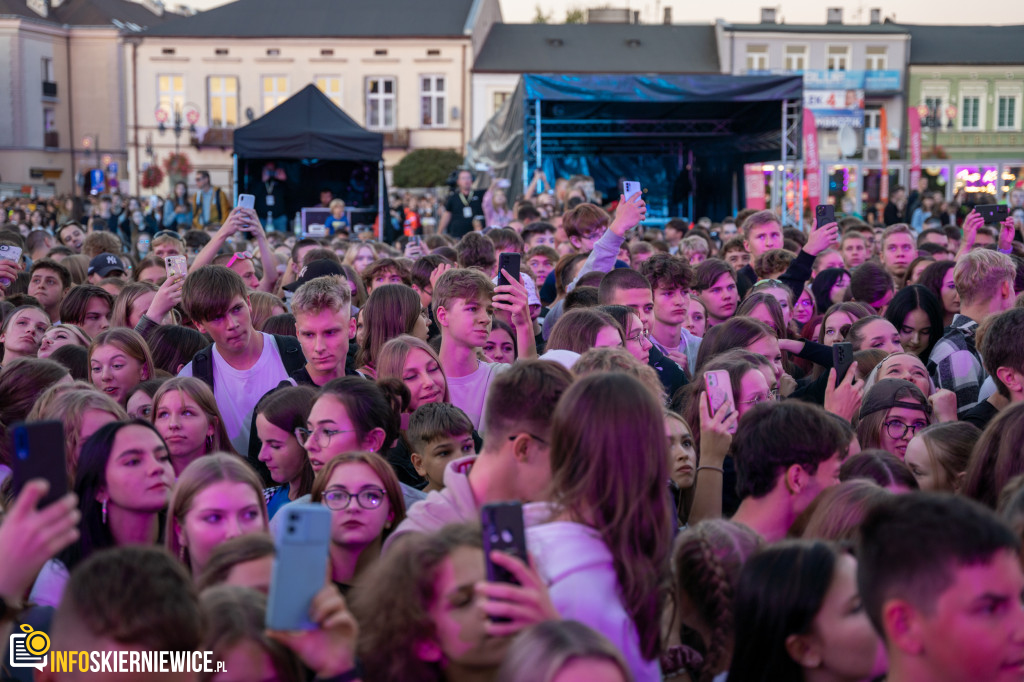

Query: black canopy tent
left=232, top=84, right=386, bottom=236
left=467, top=74, right=804, bottom=222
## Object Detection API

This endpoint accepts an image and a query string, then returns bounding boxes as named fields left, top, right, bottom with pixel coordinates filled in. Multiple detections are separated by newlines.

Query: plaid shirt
left=927, top=314, right=985, bottom=417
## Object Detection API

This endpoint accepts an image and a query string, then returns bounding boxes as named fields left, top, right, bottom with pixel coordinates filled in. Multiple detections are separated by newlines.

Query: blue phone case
left=265, top=504, right=332, bottom=631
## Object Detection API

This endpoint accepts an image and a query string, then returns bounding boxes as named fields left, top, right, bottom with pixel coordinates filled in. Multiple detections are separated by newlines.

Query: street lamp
left=917, top=102, right=957, bottom=158
left=155, top=102, right=201, bottom=154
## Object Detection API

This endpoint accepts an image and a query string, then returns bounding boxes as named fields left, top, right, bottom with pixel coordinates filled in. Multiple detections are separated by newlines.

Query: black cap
left=87, top=253, right=125, bottom=277
left=283, top=259, right=345, bottom=292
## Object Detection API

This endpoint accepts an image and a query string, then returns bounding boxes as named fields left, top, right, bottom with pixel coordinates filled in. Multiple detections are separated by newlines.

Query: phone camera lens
left=501, top=530, right=514, bottom=544
left=288, top=526, right=296, bottom=534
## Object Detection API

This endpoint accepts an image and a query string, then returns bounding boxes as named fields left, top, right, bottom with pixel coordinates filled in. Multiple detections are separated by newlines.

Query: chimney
left=760, top=7, right=777, bottom=23
left=826, top=7, right=843, bottom=23
left=663, top=6, right=672, bottom=24
left=869, top=8, right=882, bottom=23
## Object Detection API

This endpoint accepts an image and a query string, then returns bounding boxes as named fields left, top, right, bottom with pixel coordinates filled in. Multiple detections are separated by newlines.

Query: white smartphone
left=622, top=181, right=642, bottom=202
left=0, top=244, right=23, bottom=287
left=237, top=194, right=255, bottom=210
left=704, top=369, right=736, bottom=433
left=165, top=255, right=188, bottom=278
left=266, top=504, right=331, bottom=631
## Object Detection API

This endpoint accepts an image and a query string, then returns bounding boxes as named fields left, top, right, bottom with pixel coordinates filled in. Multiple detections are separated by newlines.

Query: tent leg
left=378, top=160, right=385, bottom=242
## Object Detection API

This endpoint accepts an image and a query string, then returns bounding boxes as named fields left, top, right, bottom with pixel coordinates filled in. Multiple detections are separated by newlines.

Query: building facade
left=126, top=0, right=500, bottom=197
left=0, top=0, right=173, bottom=196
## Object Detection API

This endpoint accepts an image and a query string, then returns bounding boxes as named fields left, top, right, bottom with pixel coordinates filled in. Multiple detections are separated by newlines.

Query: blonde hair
left=377, top=334, right=451, bottom=405
left=573, top=347, right=665, bottom=404
left=342, top=242, right=378, bottom=270
left=45, top=323, right=90, bottom=348
left=795, top=479, right=892, bottom=541
left=291, top=275, right=352, bottom=317
left=166, top=453, right=268, bottom=570
left=248, top=292, right=285, bottom=332
left=88, top=328, right=155, bottom=386
left=955, top=249, right=1016, bottom=306
left=152, top=377, right=235, bottom=457
left=26, top=386, right=127, bottom=477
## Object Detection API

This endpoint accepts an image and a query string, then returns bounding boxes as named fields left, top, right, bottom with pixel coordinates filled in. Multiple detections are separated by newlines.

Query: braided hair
left=672, top=520, right=762, bottom=682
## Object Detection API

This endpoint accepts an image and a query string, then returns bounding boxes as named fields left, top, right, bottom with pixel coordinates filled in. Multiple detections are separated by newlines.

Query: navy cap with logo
left=88, top=253, right=126, bottom=277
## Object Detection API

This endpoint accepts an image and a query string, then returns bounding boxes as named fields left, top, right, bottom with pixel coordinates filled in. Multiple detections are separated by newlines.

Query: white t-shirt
left=447, top=361, right=508, bottom=430
left=179, top=332, right=289, bottom=453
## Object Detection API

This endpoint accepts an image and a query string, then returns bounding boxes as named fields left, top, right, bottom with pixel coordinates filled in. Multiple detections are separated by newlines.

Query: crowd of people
left=2, top=168, right=1024, bottom=682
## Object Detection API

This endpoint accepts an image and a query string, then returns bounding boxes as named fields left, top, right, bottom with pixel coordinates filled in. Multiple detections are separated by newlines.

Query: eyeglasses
left=884, top=420, right=927, bottom=440
left=578, top=226, right=607, bottom=242
left=225, top=251, right=254, bottom=268
left=322, top=486, right=386, bottom=511
left=625, top=328, right=651, bottom=345
left=295, top=426, right=355, bottom=449
left=795, top=298, right=814, bottom=308
left=739, top=389, right=777, bottom=406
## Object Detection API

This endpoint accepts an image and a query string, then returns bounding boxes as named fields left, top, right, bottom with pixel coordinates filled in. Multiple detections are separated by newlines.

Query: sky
left=181, top=0, right=1024, bottom=25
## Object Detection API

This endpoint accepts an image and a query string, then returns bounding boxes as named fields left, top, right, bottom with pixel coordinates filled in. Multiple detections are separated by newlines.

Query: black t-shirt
left=961, top=400, right=1000, bottom=431
left=443, top=190, right=483, bottom=238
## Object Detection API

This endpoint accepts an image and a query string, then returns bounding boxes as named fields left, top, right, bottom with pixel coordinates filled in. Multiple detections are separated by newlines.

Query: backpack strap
left=273, top=334, right=307, bottom=375
left=191, top=343, right=215, bottom=391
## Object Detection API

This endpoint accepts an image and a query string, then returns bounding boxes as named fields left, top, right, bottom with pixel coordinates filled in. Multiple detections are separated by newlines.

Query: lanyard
left=459, top=192, right=471, bottom=206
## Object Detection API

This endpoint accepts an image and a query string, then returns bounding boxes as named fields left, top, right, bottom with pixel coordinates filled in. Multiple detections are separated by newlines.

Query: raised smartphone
left=237, top=194, right=255, bottom=210
left=165, top=255, right=188, bottom=278
left=976, top=204, right=1009, bottom=225
left=815, top=204, right=835, bottom=229
left=481, top=502, right=528, bottom=587
left=11, top=421, right=67, bottom=508
left=497, top=252, right=521, bottom=287
left=704, top=369, right=736, bottom=433
left=622, top=180, right=642, bottom=202
left=832, top=342, right=854, bottom=386
left=265, top=504, right=331, bottom=631
left=0, top=244, right=23, bottom=287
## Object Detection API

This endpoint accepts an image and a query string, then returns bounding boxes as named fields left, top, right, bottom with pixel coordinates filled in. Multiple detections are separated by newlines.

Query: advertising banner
left=908, top=106, right=922, bottom=190
left=804, top=109, right=821, bottom=209
left=744, top=164, right=766, bottom=210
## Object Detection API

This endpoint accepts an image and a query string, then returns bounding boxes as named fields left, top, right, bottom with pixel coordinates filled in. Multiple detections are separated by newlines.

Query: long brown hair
left=152, top=376, right=235, bottom=458
left=547, top=372, right=672, bottom=660
left=310, top=451, right=407, bottom=541
left=376, top=334, right=451, bottom=405
left=255, top=385, right=317, bottom=497
left=356, top=284, right=422, bottom=370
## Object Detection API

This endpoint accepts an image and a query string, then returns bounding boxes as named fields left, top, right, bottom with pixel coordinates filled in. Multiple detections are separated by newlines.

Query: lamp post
left=155, top=102, right=201, bottom=154
left=917, top=102, right=957, bottom=158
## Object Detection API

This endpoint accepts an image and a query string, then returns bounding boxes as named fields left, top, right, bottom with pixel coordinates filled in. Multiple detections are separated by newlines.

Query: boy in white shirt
left=178, top=265, right=304, bottom=453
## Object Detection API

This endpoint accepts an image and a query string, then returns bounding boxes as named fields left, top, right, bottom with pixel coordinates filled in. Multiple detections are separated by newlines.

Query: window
left=996, top=84, right=1022, bottom=131
left=316, top=76, right=343, bottom=108
left=41, top=57, right=53, bottom=82
left=961, top=96, right=981, bottom=130
left=157, top=74, right=185, bottom=113
left=827, top=45, right=850, bottom=71
left=492, top=91, right=511, bottom=114
left=864, top=46, right=888, bottom=71
left=921, top=80, right=951, bottom=127
left=366, top=77, right=396, bottom=130
left=864, top=107, right=882, bottom=130
left=208, top=76, right=237, bottom=127
left=43, top=108, right=56, bottom=147
left=998, top=97, right=1016, bottom=129
left=959, top=83, right=987, bottom=131
left=745, top=44, right=768, bottom=72
left=784, top=45, right=806, bottom=72
left=420, top=75, right=446, bottom=127
left=261, top=76, right=288, bottom=113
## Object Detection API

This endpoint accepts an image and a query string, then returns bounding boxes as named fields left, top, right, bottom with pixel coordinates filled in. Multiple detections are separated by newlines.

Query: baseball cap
left=283, top=259, right=346, bottom=292
left=858, top=379, right=932, bottom=420
left=88, top=253, right=126, bottom=277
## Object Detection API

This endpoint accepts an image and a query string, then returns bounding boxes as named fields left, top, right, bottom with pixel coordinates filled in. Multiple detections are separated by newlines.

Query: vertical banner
left=908, top=106, right=922, bottom=191
left=880, top=108, right=890, bottom=202
left=803, top=108, right=821, bottom=210
left=744, top=164, right=766, bottom=210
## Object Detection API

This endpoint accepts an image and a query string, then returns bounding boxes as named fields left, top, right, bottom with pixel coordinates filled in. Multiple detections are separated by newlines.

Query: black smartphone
left=976, top=204, right=1009, bottom=225
left=497, top=252, right=521, bottom=287
left=815, top=204, right=835, bottom=230
left=832, top=342, right=854, bottom=387
left=481, top=502, right=528, bottom=590
left=11, top=421, right=67, bottom=508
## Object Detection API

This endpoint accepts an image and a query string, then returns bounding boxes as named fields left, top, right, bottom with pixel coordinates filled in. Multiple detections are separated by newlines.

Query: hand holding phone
left=622, top=180, right=642, bottom=202
left=704, top=370, right=736, bottom=434
left=165, top=255, right=188, bottom=279
left=11, top=421, right=68, bottom=508
left=0, top=244, right=23, bottom=288
left=266, top=504, right=331, bottom=631
left=976, top=204, right=1009, bottom=225
left=481, top=502, right=528, bottom=591
left=815, top=204, right=836, bottom=230
left=832, top=342, right=854, bottom=387
left=237, top=194, right=256, bottom=210
left=497, top=253, right=521, bottom=287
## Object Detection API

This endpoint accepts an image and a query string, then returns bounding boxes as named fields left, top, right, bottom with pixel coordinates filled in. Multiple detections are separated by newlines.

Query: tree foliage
left=392, top=148, right=464, bottom=188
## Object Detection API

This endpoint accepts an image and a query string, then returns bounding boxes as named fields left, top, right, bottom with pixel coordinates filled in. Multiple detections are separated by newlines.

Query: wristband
left=1000, top=247, right=1013, bottom=254
left=696, top=466, right=724, bottom=474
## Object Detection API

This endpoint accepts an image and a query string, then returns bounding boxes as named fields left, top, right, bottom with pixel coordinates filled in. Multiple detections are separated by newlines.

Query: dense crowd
left=1, top=168, right=1024, bottom=682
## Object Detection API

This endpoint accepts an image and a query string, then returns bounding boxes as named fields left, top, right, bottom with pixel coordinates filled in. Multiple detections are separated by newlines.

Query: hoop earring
left=102, top=499, right=108, bottom=525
